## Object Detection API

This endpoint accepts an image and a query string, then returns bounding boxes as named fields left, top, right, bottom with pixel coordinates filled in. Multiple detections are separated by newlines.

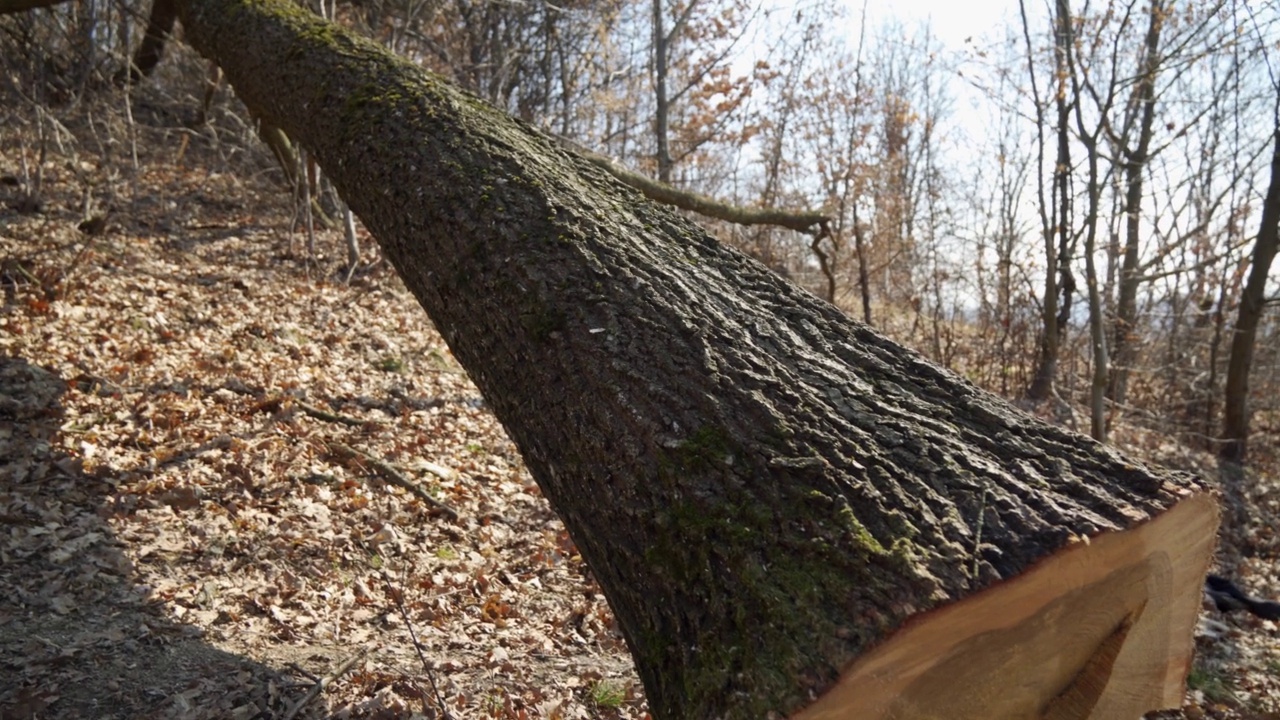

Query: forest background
left=2, top=0, right=1280, bottom=716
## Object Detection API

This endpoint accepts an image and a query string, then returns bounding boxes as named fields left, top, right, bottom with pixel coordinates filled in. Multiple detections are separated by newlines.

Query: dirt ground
left=2, top=91, right=1278, bottom=719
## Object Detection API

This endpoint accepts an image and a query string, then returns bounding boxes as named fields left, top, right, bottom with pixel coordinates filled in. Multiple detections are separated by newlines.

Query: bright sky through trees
left=862, top=0, right=1018, bottom=49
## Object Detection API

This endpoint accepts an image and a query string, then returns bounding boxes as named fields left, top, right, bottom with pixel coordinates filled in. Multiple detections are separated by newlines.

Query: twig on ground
left=296, top=399, right=381, bottom=427
left=416, top=459, right=457, bottom=482
left=152, top=434, right=235, bottom=470
left=282, top=647, right=373, bottom=720
left=381, top=569, right=454, bottom=720
left=328, top=441, right=461, bottom=521
left=284, top=662, right=322, bottom=684
left=10, top=261, right=41, bottom=286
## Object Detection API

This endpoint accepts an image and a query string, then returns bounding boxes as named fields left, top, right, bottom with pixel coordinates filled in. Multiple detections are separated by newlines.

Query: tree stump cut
left=797, top=492, right=1216, bottom=719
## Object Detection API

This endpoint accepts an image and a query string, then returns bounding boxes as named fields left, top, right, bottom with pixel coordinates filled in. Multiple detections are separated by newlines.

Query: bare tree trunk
left=1061, top=0, right=1122, bottom=442
left=122, top=0, right=177, bottom=83
left=341, top=204, right=360, bottom=281
left=1108, top=0, right=1166, bottom=410
left=651, top=0, right=672, bottom=184
left=1081, top=138, right=1110, bottom=441
left=1221, top=114, right=1280, bottom=463
left=170, top=1, right=1217, bottom=717
left=843, top=9, right=871, bottom=324
left=853, top=206, right=872, bottom=324
left=1025, top=0, right=1075, bottom=403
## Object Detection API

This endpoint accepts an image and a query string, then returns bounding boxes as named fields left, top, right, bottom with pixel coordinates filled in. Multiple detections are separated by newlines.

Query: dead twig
left=415, top=459, right=457, bottom=483
left=328, top=442, right=461, bottom=521
left=296, top=399, right=380, bottom=427
left=282, top=647, right=373, bottom=720
left=284, top=662, right=322, bottom=684
left=381, top=569, right=454, bottom=720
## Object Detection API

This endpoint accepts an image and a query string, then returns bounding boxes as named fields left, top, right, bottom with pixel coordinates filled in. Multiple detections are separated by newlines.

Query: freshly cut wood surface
left=795, top=492, right=1219, bottom=720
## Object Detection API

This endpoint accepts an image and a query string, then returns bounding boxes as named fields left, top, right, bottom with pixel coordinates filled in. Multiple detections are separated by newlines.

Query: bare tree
left=1106, top=0, right=1168, bottom=409
left=1059, top=0, right=1132, bottom=441
left=804, top=1, right=873, bottom=320
left=1222, top=79, right=1280, bottom=463
left=644, top=0, right=759, bottom=187
left=1023, top=0, right=1078, bottom=406
left=964, top=27, right=1036, bottom=397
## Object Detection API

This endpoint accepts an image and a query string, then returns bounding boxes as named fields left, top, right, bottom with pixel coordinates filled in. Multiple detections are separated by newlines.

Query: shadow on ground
left=1, top=356, right=314, bottom=720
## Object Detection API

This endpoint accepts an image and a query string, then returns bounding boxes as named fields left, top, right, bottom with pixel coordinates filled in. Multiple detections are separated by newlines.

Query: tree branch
left=552, top=136, right=829, bottom=234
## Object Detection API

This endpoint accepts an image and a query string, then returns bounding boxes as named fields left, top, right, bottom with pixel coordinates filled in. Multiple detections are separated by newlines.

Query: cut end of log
left=794, top=492, right=1219, bottom=720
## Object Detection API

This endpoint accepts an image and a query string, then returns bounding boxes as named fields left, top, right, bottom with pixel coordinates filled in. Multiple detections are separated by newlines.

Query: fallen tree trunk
left=171, top=1, right=1218, bottom=717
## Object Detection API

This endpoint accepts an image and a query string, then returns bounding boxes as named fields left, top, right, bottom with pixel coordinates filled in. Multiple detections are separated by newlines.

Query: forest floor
left=2, top=94, right=1279, bottom=720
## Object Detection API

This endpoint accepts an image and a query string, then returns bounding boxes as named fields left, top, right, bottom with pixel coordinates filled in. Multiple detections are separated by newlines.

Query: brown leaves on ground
left=0, top=108, right=643, bottom=719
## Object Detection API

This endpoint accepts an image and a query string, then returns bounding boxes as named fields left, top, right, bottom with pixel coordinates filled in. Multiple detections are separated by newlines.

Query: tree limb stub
left=172, top=1, right=1217, bottom=718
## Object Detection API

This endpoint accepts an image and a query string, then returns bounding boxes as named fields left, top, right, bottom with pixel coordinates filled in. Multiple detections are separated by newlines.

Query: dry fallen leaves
left=1, top=108, right=642, bottom=719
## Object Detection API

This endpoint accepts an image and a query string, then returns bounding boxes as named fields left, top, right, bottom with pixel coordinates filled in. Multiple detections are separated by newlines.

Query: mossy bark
left=172, top=1, right=1207, bottom=717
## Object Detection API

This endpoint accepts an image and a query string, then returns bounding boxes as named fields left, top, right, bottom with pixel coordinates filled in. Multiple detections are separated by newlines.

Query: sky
left=861, top=0, right=1020, bottom=50
left=840, top=0, right=1031, bottom=169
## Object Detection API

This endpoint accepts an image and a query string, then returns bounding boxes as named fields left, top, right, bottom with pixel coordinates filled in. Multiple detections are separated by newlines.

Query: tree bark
left=172, top=1, right=1216, bottom=717
left=1221, top=116, right=1280, bottom=464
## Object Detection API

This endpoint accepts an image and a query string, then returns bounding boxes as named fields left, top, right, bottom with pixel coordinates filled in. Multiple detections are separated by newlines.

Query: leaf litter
left=0, top=106, right=643, bottom=719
